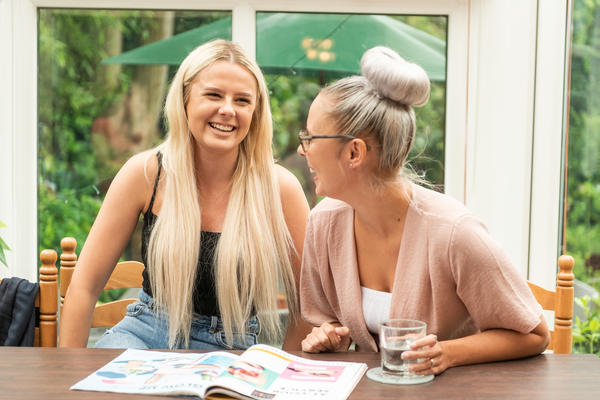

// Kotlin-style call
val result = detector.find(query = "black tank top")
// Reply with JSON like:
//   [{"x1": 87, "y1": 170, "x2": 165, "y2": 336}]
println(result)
[{"x1": 141, "y1": 152, "x2": 221, "y2": 316}]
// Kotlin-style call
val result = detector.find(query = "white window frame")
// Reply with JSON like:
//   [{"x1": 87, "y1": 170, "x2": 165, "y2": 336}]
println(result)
[
  {"x1": 465, "y1": 0, "x2": 570, "y2": 286},
  {"x1": 3, "y1": 0, "x2": 571, "y2": 291},
  {"x1": 528, "y1": 0, "x2": 571, "y2": 290}
]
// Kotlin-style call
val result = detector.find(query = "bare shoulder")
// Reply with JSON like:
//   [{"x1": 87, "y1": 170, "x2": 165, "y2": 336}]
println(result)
[
  {"x1": 275, "y1": 164, "x2": 309, "y2": 219},
  {"x1": 110, "y1": 149, "x2": 161, "y2": 211},
  {"x1": 121, "y1": 149, "x2": 160, "y2": 182},
  {"x1": 275, "y1": 164, "x2": 304, "y2": 198},
  {"x1": 274, "y1": 164, "x2": 309, "y2": 262}
]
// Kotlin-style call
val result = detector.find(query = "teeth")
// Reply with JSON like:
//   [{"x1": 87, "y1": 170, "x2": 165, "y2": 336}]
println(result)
[{"x1": 209, "y1": 122, "x2": 235, "y2": 132}]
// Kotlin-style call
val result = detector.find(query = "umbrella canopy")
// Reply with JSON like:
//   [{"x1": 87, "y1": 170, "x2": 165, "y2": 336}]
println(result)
[{"x1": 102, "y1": 13, "x2": 446, "y2": 81}]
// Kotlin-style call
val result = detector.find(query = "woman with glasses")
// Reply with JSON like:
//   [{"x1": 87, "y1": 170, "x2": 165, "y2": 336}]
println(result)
[
  {"x1": 59, "y1": 40, "x2": 310, "y2": 350},
  {"x1": 298, "y1": 46, "x2": 549, "y2": 375}
]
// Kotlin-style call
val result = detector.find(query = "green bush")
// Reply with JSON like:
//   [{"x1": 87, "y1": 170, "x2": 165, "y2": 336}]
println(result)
[
  {"x1": 573, "y1": 296, "x2": 600, "y2": 357},
  {"x1": 566, "y1": 0, "x2": 600, "y2": 293}
]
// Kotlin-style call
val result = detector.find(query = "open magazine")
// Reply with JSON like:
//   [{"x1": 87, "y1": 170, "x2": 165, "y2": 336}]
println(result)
[{"x1": 71, "y1": 344, "x2": 367, "y2": 399}]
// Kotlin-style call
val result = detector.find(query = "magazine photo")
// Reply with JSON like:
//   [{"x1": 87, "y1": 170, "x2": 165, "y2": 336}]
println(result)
[{"x1": 71, "y1": 344, "x2": 367, "y2": 399}]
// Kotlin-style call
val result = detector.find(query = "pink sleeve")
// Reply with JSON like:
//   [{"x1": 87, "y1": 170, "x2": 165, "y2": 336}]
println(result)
[
  {"x1": 299, "y1": 215, "x2": 339, "y2": 326},
  {"x1": 448, "y1": 215, "x2": 542, "y2": 333}
]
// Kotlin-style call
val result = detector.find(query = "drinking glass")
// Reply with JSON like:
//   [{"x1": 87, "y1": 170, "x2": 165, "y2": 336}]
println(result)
[{"x1": 366, "y1": 319, "x2": 434, "y2": 385}]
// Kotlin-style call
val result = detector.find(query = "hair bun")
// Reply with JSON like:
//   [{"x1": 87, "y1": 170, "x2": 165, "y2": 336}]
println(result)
[{"x1": 361, "y1": 46, "x2": 430, "y2": 107}]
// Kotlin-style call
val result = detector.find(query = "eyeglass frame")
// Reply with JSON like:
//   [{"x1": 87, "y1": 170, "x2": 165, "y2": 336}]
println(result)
[{"x1": 298, "y1": 130, "x2": 371, "y2": 153}]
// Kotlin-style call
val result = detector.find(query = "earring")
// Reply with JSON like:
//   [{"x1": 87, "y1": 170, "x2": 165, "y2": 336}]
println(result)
[{"x1": 349, "y1": 163, "x2": 353, "y2": 167}]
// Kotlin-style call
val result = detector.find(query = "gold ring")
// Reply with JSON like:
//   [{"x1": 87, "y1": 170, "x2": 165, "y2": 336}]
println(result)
[{"x1": 430, "y1": 359, "x2": 435, "y2": 368}]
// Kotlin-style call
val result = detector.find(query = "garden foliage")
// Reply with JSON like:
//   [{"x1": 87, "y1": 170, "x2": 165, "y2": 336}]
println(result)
[
  {"x1": 566, "y1": 0, "x2": 600, "y2": 292},
  {"x1": 37, "y1": 11, "x2": 447, "y2": 302},
  {"x1": 573, "y1": 296, "x2": 600, "y2": 357}
]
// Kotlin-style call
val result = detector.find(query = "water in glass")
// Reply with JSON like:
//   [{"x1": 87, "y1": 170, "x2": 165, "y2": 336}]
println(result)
[
  {"x1": 381, "y1": 338, "x2": 412, "y2": 374},
  {"x1": 367, "y1": 319, "x2": 434, "y2": 384}
]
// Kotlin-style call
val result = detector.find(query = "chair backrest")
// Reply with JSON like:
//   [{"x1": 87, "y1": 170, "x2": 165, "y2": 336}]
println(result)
[
  {"x1": 58, "y1": 237, "x2": 144, "y2": 328},
  {"x1": 527, "y1": 255, "x2": 575, "y2": 354},
  {"x1": 0, "y1": 250, "x2": 58, "y2": 347}
]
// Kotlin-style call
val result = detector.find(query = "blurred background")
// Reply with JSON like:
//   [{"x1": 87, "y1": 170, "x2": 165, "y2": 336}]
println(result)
[{"x1": 37, "y1": 10, "x2": 448, "y2": 305}]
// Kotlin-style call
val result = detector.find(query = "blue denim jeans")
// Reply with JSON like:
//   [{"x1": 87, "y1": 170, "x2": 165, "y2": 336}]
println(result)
[{"x1": 94, "y1": 290, "x2": 260, "y2": 350}]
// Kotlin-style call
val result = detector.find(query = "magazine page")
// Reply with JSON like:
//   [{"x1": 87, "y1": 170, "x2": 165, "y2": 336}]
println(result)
[
  {"x1": 70, "y1": 348, "x2": 239, "y2": 397},
  {"x1": 206, "y1": 345, "x2": 367, "y2": 400}
]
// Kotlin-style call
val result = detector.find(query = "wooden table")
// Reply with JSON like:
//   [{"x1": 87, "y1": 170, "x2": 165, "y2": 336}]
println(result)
[{"x1": 1, "y1": 348, "x2": 599, "y2": 399}]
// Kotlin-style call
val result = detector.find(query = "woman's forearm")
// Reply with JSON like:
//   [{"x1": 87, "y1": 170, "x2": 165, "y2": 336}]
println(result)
[
  {"x1": 442, "y1": 321, "x2": 549, "y2": 368},
  {"x1": 58, "y1": 288, "x2": 98, "y2": 347}
]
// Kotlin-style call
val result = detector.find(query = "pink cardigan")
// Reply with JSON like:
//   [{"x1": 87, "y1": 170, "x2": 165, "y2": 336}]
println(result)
[{"x1": 300, "y1": 184, "x2": 542, "y2": 351}]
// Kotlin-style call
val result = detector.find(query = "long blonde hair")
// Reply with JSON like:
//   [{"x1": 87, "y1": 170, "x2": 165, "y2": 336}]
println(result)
[{"x1": 147, "y1": 40, "x2": 298, "y2": 348}]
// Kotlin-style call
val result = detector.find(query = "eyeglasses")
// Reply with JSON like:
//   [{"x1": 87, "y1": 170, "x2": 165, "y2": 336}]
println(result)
[{"x1": 298, "y1": 130, "x2": 370, "y2": 153}]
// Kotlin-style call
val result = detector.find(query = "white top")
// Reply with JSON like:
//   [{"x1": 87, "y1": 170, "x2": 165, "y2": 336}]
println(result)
[{"x1": 361, "y1": 286, "x2": 393, "y2": 334}]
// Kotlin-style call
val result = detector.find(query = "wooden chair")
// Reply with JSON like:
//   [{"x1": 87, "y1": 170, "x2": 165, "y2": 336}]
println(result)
[
  {"x1": 0, "y1": 249, "x2": 58, "y2": 347},
  {"x1": 527, "y1": 255, "x2": 575, "y2": 354},
  {"x1": 37, "y1": 250, "x2": 59, "y2": 346},
  {"x1": 58, "y1": 237, "x2": 144, "y2": 328}
]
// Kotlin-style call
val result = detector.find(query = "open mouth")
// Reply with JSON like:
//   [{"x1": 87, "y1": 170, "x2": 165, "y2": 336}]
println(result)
[{"x1": 209, "y1": 122, "x2": 236, "y2": 132}]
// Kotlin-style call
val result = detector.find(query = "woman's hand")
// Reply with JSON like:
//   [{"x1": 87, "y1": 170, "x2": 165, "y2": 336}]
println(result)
[
  {"x1": 401, "y1": 334, "x2": 449, "y2": 375},
  {"x1": 400, "y1": 320, "x2": 550, "y2": 374},
  {"x1": 301, "y1": 322, "x2": 351, "y2": 353}
]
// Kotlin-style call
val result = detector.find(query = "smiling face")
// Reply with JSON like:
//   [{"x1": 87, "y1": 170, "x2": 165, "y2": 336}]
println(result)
[
  {"x1": 298, "y1": 93, "x2": 348, "y2": 198},
  {"x1": 185, "y1": 60, "x2": 258, "y2": 157}
]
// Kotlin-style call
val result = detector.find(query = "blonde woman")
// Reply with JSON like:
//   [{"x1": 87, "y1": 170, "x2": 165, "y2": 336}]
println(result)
[
  {"x1": 298, "y1": 46, "x2": 549, "y2": 374},
  {"x1": 59, "y1": 40, "x2": 310, "y2": 350}
]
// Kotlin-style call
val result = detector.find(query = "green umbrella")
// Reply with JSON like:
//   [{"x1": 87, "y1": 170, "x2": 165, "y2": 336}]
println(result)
[
  {"x1": 102, "y1": 13, "x2": 446, "y2": 81},
  {"x1": 101, "y1": 17, "x2": 232, "y2": 65}
]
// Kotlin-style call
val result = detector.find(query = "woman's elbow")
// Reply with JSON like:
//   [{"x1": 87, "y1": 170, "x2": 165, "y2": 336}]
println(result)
[
  {"x1": 534, "y1": 330, "x2": 551, "y2": 354},
  {"x1": 530, "y1": 320, "x2": 551, "y2": 355}
]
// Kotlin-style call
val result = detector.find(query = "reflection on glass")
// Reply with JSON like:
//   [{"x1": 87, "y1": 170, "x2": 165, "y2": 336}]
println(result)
[
  {"x1": 564, "y1": 1, "x2": 600, "y2": 292},
  {"x1": 37, "y1": 9, "x2": 231, "y2": 277},
  {"x1": 257, "y1": 12, "x2": 447, "y2": 206}
]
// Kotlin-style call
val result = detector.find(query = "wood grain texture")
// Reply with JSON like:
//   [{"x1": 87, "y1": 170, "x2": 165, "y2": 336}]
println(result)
[
  {"x1": 0, "y1": 349, "x2": 599, "y2": 399},
  {"x1": 38, "y1": 249, "x2": 58, "y2": 347},
  {"x1": 58, "y1": 237, "x2": 144, "y2": 331},
  {"x1": 103, "y1": 261, "x2": 144, "y2": 290},
  {"x1": 91, "y1": 299, "x2": 137, "y2": 328},
  {"x1": 527, "y1": 255, "x2": 574, "y2": 353},
  {"x1": 1, "y1": 250, "x2": 58, "y2": 347}
]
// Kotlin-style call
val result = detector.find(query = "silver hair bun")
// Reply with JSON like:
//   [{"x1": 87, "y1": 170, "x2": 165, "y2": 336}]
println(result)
[{"x1": 360, "y1": 46, "x2": 430, "y2": 107}]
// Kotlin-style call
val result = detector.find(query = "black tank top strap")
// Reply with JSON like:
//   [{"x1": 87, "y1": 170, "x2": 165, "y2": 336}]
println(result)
[{"x1": 145, "y1": 151, "x2": 163, "y2": 217}]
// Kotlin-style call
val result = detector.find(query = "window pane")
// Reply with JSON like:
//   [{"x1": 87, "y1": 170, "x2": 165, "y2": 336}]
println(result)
[
  {"x1": 38, "y1": 9, "x2": 231, "y2": 267},
  {"x1": 564, "y1": 1, "x2": 600, "y2": 293},
  {"x1": 257, "y1": 12, "x2": 447, "y2": 205}
]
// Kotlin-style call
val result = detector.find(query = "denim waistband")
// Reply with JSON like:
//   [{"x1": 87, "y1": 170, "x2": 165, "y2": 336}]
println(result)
[
  {"x1": 138, "y1": 288, "x2": 155, "y2": 308},
  {"x1": 137, "y1": 289, "x2": 259, "y2": 333}
]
